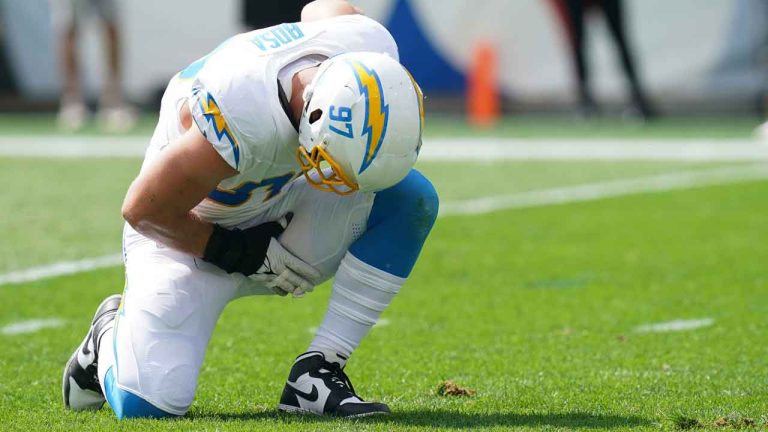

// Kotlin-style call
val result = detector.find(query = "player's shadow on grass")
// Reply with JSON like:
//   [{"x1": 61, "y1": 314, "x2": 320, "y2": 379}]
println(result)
[
  {"x1": 189, "y1": 410, "x2": 651, "y2": 429},
  {"x1": 381, "y1": 410, "x2": 651, "y2": 429}
]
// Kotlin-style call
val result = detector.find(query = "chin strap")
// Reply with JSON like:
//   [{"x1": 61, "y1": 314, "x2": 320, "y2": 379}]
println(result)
[{"x1": 277, "y1": 79, "x2": 299, "y2": 132}]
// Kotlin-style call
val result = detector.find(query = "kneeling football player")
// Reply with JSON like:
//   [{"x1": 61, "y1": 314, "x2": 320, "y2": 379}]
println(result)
[{"x1": 61, "y1": 0, "x2": 438, "y2": 419}]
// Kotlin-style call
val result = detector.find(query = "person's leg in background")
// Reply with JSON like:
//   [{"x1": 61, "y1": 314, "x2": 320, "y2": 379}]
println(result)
[
  {"x1": 599, "y1": 0, "x2": 655, "y2": 119},
  {"x1": 52, "y1": 0, "x2": 87, "y2": 132},
  {"x1": 94, "y1": 0, "x2": 136, "y2": 132},
  {"x1": 563, "y1": 0, "x2": 598, "y2": 117}
]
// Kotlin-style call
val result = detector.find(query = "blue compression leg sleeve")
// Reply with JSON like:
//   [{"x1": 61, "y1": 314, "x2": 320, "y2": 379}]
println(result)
[{"x1": 349, "y1": 169, "x2": 439, "y2": 277}]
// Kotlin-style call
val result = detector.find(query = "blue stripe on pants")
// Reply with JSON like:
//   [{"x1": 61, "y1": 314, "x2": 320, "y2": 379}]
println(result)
[{"x1": 104, "y1": 366, "x2": 176, "y2": 420}]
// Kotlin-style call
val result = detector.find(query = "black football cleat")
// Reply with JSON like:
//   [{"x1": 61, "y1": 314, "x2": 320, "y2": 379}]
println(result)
[
  {"x1": 278, "y1": 351, "x2": 390, "y2": 417},
  {"x1": 62, "y1": 294, "x2": 121, "y2": 410}
]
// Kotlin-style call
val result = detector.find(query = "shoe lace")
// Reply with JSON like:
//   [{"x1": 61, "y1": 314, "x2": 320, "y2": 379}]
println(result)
[{"x1": 323, "y1": 361, "x2": 358, "y2": 397}]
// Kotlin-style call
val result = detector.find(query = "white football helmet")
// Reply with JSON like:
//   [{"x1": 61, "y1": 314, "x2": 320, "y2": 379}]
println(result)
[{"x1": 297, "y1": 51, "x2": 424, "y2": 195}]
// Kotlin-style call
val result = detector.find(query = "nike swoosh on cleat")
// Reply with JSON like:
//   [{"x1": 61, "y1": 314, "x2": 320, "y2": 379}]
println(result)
[{"x1": 287, "y1": 382, "x2": 319, "y2": 403}]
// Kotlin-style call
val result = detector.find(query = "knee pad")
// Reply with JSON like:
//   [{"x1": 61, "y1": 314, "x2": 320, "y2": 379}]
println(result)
[
  {"x1": 104, "y1": 367, "x2": 178, "y2": 420},
  {"x1": 350, "y1": 170, "x2": 439, "y2": 277}
]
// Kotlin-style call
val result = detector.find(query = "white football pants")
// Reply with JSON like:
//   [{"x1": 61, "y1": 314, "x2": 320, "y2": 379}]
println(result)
[{"x1": 114, "y1": 176, "x2": 374, "y2": 415}]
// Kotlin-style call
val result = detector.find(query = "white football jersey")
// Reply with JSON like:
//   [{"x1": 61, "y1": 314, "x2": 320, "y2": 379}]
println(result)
[{"x1": 144, "y1": 15, "x2": 398, "y2": 228}]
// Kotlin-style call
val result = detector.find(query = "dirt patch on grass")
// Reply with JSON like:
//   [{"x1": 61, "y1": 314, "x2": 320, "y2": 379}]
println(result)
[{"x1": 436, "y1": 380, "x2": 476, "y2": 397}]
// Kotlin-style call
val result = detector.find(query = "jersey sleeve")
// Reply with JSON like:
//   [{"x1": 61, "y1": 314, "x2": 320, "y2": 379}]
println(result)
[{"x1": 187, "y1": 78, "x2": 247, "y2": 171}]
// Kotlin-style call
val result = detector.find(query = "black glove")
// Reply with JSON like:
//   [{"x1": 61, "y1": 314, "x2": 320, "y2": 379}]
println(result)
[{"x1": 202, "y1": 219, "x2": 286, "y2": 275}]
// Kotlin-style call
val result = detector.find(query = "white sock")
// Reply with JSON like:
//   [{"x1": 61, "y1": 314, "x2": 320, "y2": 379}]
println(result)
[
  {"x1": 97, "y1": 326, "x2": 116, "y2": 396},
  {"x1": 308, "y1": 253, "x2": 405, "y2": 365}
]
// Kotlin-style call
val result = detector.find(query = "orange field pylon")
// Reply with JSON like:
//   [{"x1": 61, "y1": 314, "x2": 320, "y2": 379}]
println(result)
[{"x1": 467, "y1": 41, "x2": 500, "y2": 128}]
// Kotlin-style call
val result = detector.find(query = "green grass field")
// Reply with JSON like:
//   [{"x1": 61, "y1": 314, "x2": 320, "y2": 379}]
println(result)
[
  {"x1": 0, "y1": 118, "x2": 766, "y2": 431},
  {"x1": 0, "y1": 113, "x2": 759, "y2": 139}
]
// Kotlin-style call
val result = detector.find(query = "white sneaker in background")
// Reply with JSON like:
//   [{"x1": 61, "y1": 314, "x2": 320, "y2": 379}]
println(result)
[
  {"x1": 57, "y1": 101, "x2": 88, "y2": 132},
  {"x1": 754, "y1": 120, "x2": 768, "y2": 144},
  {"x1": 97, "y1": 105, "x2": 138, "y2": 133}
]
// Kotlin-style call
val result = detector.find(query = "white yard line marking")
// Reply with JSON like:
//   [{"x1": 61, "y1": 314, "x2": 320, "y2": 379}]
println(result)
[
  {"x1": 634, "y1": 318, "x2": 714, "y2": 334},
  {"x1": 439, "y1": 164, "x2": 768, "y2": 217},
  {"x1": 0, "y1": 254, "x2": 123, "y2": 287},
  {"x1": 1, "y1": 318, "x2": 66, "y2": 335},
  {"x1": 420, "y1": 138, "x2": 768, "y2": 161},
  {"x1": 0, "y1": 136, "x2": 148, "y2": 158},
  {"x1": 1, "y1": 136, "x2": 767, "y2": 161},
  {"x1": 2, "y1": 164, "x2": 767, "y2": 287}
]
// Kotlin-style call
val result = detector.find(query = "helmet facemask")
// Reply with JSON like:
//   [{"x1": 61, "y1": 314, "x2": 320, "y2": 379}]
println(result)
[{"x1": 296, "y1": 141, "x2": 358, "y2": 195}]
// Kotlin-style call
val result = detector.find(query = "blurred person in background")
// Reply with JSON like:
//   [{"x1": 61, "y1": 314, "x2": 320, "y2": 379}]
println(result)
[
  {"x1": 50, "y1": 0, "x2": 136, "y2": 132},
  {"x1": 753, "y1": 1, "x2": 768, "y2": 142},
  {"x1": 0, "y1": 7, "x2": 16, "y2": 98},
  {"x1": 550, "y1": 0, "x2": 655, "y2": 120},
  {"x1": 242, "y1": 0, "x2": 311, "y2": 30}
]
